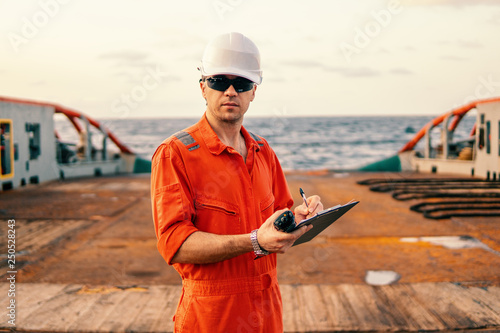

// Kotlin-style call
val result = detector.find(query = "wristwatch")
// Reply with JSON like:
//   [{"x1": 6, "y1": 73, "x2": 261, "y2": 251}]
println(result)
[{"x1": 250, "y1": 229, "x2": 269, "y2": 259}]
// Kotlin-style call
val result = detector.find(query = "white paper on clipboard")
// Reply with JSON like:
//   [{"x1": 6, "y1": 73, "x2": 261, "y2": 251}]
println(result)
[{"x1": 291, "y1": 200, "x2": 359, "y2": 246}]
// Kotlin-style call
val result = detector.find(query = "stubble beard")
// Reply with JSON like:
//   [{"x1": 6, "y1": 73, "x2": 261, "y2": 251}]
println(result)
[{"x1": 213, "y1": 106, "x2": 246, "y2": 125}]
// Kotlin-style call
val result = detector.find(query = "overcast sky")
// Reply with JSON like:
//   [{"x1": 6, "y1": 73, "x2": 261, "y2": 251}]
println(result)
[{"x1": 1, "y1": 0, "x2": 500, "y2": 119}]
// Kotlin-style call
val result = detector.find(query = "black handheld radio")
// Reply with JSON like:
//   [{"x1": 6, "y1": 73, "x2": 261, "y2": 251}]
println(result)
[{"x1": 273, "y1": 211, "x2": 296, "y2": 233}]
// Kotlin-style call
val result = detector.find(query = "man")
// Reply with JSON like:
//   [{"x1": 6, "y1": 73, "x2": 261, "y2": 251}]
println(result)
[{"x1": 151, "y1": 32, "x2": 323, "y2": 332}]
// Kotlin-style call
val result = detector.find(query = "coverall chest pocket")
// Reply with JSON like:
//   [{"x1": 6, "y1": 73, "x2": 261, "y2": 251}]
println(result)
[
  {"x1": 260, "y1": 192, "x2": 275, "y2": 225},
  {"x1": 194, "y1": 196, "x2": 240, "y2": 235}
]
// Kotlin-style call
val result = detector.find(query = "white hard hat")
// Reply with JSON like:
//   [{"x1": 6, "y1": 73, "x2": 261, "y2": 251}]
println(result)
[{"x1": 199, "y1": 32, "x2": 262, "y2": 85}]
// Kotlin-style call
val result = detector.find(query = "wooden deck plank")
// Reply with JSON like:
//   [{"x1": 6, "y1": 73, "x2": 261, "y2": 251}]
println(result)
[
  {"x1": 18, "y1": 220, "x2": 89, "y2": 253},
  {"x1": 68, "y1": 289, "x2": 131, "y2": 332},
  {"x1": 4, "y1": 219, "x2": 89, "y2": 260},
  {"x1": 0, "y1": 283, "x2": 10, "y2": 305},
  {"x1": 65, "y1": 290, "x2": 117, "y2": 332},
  {"x1": 370, "y1": 285, "x2": 413, "y2": 330},
  {"x1": 281, "y1": 284, "x2": 298, "y2": 332},
  {"x1": 14, "y1": 283, "x2": 70, "y2": 327},
  {"x1": 288, "y1": 286, "x2": 304, "y2": 332},
  {"x1": 42, "y1": 291, "x2": 101, "y2": 332},
  {"x1": 15, "y1": 221, "x2": 50, "y2": 246},
  {"x1": 97, "y1": 288, "x2": 153, "y2": 332},
  {"x1": 440, "y1": 283, "x2": 500, "y2": 327},
  {"x1": 337, "y1": 284, "x2": 395, "y2": 331},
  {"x1": 459, "y1": 285, "x2": 500, "y2": 323},
  {"x1": 410, "y1": 283, "x2": 480, "y2": 330},
  {"x1": 483, "y1": 285, "x2": 500, "y2": 305},
  {"x1": 127, "y1": 285, "x2": 180, "y2": 333},
  {"x1": 295, "y1": 284, "x2": 333, "y2": 331},
  {"x1": 148, "y1": 286, "x2": 182, "y2": 332},
  {"x1": 18, "y1": 284, "x2": 100, "y2": 332},
  {"x1": 379, "y1": 283, "x2": 446, "y2": 331},
  {"x1": 322, "y1": 284, "x2": 360, "y2": 331},
  {"x1": 284, "y1": 285, "x2": 303, "y2": 332},
  {"x1": 3, "y1": 282, "x2": 499, "y2": 332},
  {"x1": 16, "y1": 221, "x2": 56, "y2": 250}
]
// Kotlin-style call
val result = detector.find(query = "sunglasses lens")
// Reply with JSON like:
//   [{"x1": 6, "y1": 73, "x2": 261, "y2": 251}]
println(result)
[
  {"x1": 206, "y1": 77, "x2": 254, "y2": 92},
  {"x1": 206, "y1": 78, "x2": 228, "y2": 91},
  {"x1": 234, "y1": 79, "x2": 254, "y2": 92}
]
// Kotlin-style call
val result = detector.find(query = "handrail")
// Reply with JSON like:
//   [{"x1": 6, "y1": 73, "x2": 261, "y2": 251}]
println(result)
[
  {"x1": 0, "y1": 96, "x2": 133, "y2": 154},
  {"x1": 399, "y1": 97, "x2": 500, "y2": 153}
]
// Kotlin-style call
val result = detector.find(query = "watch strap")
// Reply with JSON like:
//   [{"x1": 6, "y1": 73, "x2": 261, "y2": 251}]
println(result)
[{"x1": 250, "y1": 229, "x2": 269, "y2": 259}]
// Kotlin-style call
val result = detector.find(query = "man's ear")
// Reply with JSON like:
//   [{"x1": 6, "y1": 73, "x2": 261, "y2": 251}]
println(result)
[
  {"x1": 200, "y1": 79, "x2": 207, "y2": 100},
  {"x1": 250, "y1": 84, "x2": 257, "y2": 102}
]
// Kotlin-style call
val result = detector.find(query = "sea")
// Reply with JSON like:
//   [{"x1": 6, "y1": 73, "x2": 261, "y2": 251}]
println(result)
[{"x1": 56, "y1": 115, "x2": 476, "y2": 171}]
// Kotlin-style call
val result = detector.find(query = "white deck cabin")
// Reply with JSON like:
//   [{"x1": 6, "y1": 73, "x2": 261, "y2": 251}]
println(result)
[
  {"x1": 400, "y1": 99, "x2": 500, "y2": 180},
  {"x1": 0, "y1": 99, "x2": 139, "y2": 191}
]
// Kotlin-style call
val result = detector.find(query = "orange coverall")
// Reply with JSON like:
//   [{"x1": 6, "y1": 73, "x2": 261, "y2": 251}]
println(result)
[{"x1": 151, "y1": 114, "x2": 293, "y2": 332}]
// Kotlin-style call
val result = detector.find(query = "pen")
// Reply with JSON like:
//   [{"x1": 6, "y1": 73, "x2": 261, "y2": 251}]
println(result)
[{"x1": 299, "y1": 188, "x2": 309, "y2": 208}]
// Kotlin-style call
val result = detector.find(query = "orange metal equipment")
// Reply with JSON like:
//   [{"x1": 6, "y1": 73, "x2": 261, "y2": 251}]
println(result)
[
  {"x1": 0, "y1": 96, "x2": 133, "y2": 154},
  {"x1": 399, "y1": 97, "x2": 500, "y2": 153}
]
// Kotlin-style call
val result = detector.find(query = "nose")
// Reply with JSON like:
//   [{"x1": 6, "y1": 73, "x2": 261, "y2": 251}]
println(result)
[{"x1": 224, "y1": 84, "x2": 238, "y2": 96}]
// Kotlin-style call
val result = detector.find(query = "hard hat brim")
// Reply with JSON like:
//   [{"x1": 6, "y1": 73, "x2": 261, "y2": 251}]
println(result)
[{"x1": 201, "y1": 65, "x2": 262, "y2": 85}]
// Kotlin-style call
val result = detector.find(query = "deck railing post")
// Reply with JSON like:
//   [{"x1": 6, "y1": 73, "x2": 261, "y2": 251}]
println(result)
[
  {"x1": 100, "y1": 124, "x2": 108, "y2": 161},
  {"x1": 80, "y1": 115, "x2": 91, "y2": 161},
  {"x1": 443, "y1": 115, "x2": 452, "y2": 160}
]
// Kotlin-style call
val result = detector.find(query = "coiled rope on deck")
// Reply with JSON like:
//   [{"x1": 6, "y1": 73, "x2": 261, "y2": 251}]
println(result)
[{"x1": 357, "y1": 177, "x2": 500, "y2": 219}]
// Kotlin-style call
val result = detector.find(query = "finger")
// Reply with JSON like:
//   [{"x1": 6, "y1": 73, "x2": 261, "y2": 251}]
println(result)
[
  {"x1": 290, "y1": 223, "x2": 312, "y2": 237},
  {"x1": 307, "y1": 195, "x2": 322, "y2": 213},
  {"x1": 297, "y1": 204, "x2": 309, "y2": 215},
  {"x1": 306, "y1": 197, "x2": 316, "y2": 212},
  {"x1": 308, "y1": 195, "x2": 321, "y2": 207}
]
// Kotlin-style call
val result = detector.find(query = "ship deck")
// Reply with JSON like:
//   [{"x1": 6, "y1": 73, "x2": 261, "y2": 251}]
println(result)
[{"x1": 1, "y1": 172, "x2": 499, "y2": 332}]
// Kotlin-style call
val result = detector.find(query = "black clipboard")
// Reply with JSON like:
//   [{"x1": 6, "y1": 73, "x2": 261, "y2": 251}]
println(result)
[{"x1": 292, "y1": 200, "x2": 359, "y2": 246}]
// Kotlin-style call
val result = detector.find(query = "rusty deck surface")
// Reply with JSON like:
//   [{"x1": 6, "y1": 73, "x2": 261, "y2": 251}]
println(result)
[{"x1": 1, "y1": 172, "x2": 499, "y2": 332}]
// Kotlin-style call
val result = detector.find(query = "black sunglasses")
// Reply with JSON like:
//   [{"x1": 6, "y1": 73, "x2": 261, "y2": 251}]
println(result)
[{"x1": 203, "y1": 76, "x2": 254, "y2": 93}]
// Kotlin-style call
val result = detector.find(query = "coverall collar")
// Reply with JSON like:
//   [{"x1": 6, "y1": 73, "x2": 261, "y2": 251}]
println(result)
[{"x1": 199, "y1": 113, "x2": 261, "y2": 156}]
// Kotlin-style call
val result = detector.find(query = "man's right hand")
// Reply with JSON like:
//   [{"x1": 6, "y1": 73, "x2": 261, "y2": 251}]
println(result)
[{"x1": 257, "y1": 209, "x2": 313, "y2": 254}]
